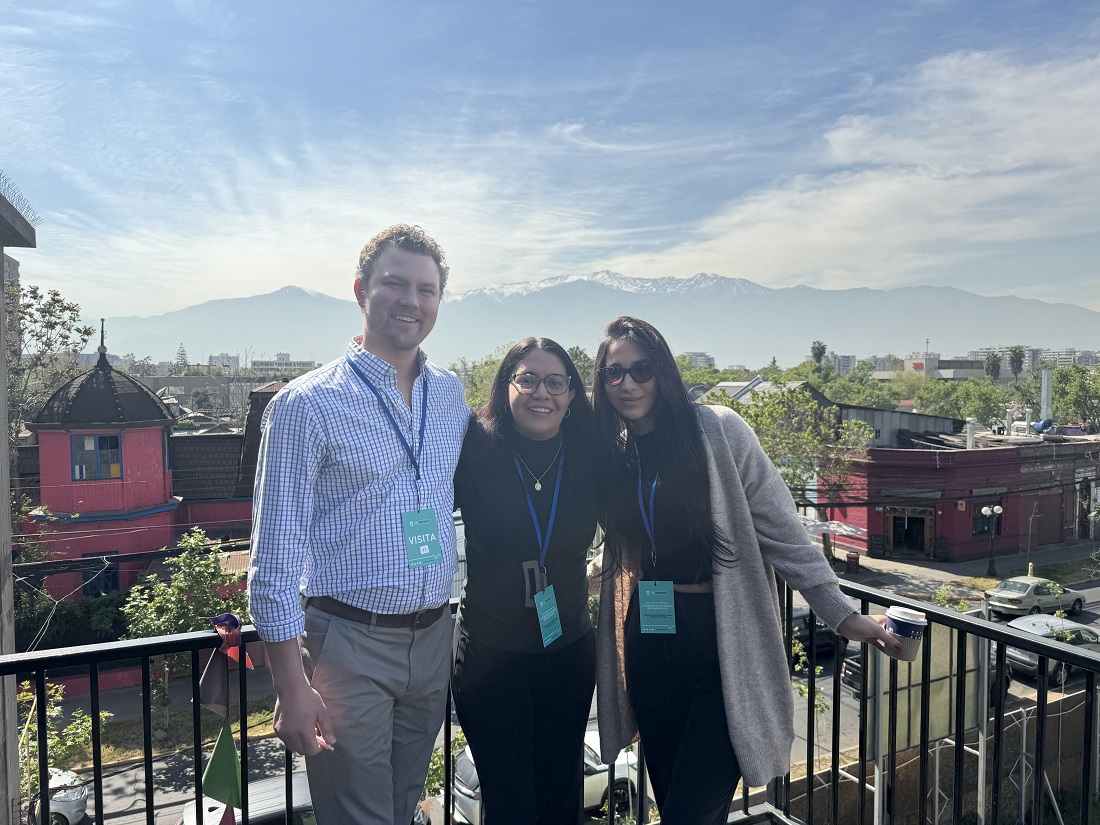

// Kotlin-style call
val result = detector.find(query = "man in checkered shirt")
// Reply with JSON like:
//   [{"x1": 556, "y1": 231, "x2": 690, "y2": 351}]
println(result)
[{"x1": 249, "y1": 225, "x2": 470, "y2": 824}]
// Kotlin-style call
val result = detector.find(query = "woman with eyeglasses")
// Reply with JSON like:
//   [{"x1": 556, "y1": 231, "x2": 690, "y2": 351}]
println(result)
[
  {"x1": 451, "y1": 336, "x2": 599, "y2": 824},
  {"x1": 591, "y1": 316, "x2": 898, "y2": 824}
]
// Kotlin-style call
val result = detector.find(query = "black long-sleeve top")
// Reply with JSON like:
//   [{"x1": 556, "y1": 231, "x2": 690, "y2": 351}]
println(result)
[{"x1": 455, "y1": 419, "x2": 599, "y2": 653}]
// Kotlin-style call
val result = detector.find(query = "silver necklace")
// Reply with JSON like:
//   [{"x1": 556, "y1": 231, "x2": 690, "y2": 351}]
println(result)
[{"x1": 516, "y1": 442, "x2": 563, "y2": 492}]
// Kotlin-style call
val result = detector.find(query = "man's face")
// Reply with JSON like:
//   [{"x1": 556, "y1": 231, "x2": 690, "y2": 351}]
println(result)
[{"x1": 356, "y1": 247, "x2": 443, "y2": 358}]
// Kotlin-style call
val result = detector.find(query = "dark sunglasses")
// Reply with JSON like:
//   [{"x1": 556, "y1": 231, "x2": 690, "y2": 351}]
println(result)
[{"x1": 598, "y1": 362, "x2": 656, "y2": 386}]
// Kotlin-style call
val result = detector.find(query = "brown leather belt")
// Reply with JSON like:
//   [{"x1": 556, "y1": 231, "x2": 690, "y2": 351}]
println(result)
[{"x1": 305, "y1": 596, "x2": 446, "y2": 630}]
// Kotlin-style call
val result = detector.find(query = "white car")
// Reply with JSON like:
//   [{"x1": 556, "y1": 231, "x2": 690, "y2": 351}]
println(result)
[
  {"x1": 33, "y1": 768, "x2": 88, "y2": 825},
  {"x1": 452, "y1": 730, "x2": 639, "y2": 823},
  {"x1": 175, "y1": 771, "x2": 431, "y2": 824}
]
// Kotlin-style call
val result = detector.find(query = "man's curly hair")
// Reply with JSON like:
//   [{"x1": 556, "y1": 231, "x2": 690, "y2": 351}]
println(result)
[{"x1": 355, "y1": 224, "x2": 449, "y2": 293}]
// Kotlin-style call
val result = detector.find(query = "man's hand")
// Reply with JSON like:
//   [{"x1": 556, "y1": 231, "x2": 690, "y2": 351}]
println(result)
[
  {"x1": 837, "y1": 612, "x2": 904, "y2": 655},
  {"x1": 273, "y1": 685, "x2": 337, "y2": 756}
]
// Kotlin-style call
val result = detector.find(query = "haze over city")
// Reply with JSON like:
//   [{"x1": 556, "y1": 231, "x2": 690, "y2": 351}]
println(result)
[{"x1": 2, "y1": 1, "x2": 1099, "y2": 322}]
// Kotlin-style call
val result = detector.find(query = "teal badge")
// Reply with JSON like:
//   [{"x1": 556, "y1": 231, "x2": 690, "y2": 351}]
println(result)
[
  {"x1": 402, "y1": 508, "x2": 443, "y2": 568},
  {"x1": 534, "y1": 584, "x2": 563, "y2": 647},
  {"x1": 639, "y1": 580, "x2": 676, "y2": 634}
]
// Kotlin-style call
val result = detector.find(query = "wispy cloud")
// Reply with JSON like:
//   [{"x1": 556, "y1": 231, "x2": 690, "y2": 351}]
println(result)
[
  {"x1": 598, "y1": 49, "x2": 1100, "y2": 308},
  {"x1": 3, "y1": 1, "x2": 1099, "y2": 320}
]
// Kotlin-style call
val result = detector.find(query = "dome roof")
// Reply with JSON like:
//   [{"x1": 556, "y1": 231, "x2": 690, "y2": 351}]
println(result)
[{"x1": 29, "y1": 349, "x2": 174, "y2": 430}]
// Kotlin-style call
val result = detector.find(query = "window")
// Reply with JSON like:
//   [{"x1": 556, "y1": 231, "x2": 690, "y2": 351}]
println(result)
[
  {"x1": 972, "y1": 507, "x2": 1002, "y2": 536},
  {"x1": 71, "y1": 434, "x2": 122, "y2": 480},
  {"x1": 82, "y1": 553, "x2": 119, "y2": 597}
]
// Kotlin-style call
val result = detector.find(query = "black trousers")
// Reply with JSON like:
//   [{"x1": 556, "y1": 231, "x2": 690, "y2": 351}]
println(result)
[
  {"x1": 625, "y1": 589, "x2": 741, "y2": 825},
  {"x1": 452, "y1": 629, "x2": 596, "y2": 825}
]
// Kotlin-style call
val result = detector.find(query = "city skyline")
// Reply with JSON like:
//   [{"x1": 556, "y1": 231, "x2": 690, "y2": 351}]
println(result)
[{"x1": 2, "y1": 2, "x2": 1099, "y2": 321}]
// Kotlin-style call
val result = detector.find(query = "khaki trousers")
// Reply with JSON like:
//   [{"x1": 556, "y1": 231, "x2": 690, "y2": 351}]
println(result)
[{"x1": 302, "y1": 604, "x2": 452, "y2": 825}]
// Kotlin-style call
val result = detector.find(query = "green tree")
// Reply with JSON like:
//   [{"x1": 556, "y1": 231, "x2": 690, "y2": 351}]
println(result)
[
  {"x1": 710, "y1": 385, "x2": 873, "y2": 502},
  {"x1": 5, "y1": 283, "x2": 95, "y2": 454},
  {"x1": 122, "y1": 353, "x2": 157, "y2": 377},
  {"x1": 810, "y1": 341, "x2": 826, "y2": 364},
  {"x1": 781, "y1": 360, "x2": 838, "y2": 391},
  {"x1": 983, "y1": 352, "x2": 1002, "y2": 381},
  {"x1": 567, "y1": 346, "x2": 594, "y2": 389},
  {"x1": 449, "y1": 345, "x2": 511, "y2": 409},
  {"x1": 172, "y1": 343, "x2": 189, "y2": 376},
  {"x1": 123, "y1": 527, "x2": 249, "y2": 639},
  {"x1": 757, "y1": 357, "x2": 783, "y2": 381},
  {"x1": 1008, "y1": 345, "x2": 1026, "y2": 385},
  {"x1": 844, "y1": 360, "x2": 875, "y2": 385},
  {"x1": 1053, "y1": 364, "x2": 1100, "y2": 433}
]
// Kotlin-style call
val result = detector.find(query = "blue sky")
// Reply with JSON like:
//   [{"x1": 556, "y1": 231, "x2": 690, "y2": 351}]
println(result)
[{"x1": 2, "y1": 0, "x2": 1099, "y2": 319}]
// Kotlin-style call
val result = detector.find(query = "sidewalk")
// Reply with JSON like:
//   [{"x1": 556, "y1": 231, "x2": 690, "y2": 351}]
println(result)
[
  {"x1": 833, "y1": 539, "x2": 1100, "y2": 600},
  {"x1": 62, "y1": 663, "x2": 275, "y2": 724}
]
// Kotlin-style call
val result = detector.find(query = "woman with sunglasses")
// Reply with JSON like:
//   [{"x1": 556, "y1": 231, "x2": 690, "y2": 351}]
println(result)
[
  {"x1": 452, "y1": 336, "x2": 599, "y2": 824},
  {"x1": 591, "y1": 316, "x2": 898, "y2": 824}
]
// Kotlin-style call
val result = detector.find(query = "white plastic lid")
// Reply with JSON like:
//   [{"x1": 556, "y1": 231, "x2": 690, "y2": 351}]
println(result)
[{"x1": 886, "y1": 606, "x2": 927, "y2": 625}]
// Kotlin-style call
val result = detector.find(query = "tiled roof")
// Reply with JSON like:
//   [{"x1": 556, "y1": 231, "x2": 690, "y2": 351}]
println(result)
[
  {"x1": 169, "y1": 433, "x2": 245, "y2": 500},
  {"x1": 29, "y1": 350, "x2": 173, "y2": 430}
]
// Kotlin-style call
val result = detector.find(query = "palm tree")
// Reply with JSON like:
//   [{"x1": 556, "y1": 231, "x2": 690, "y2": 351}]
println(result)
[
  {"x1": 810, "y1": 341, "x2": 827, "y2": 364},
  {"x1": 984, "y1": 352, "x2": 1002, "y2": 381},
  {"x1": 1008, "y1": 345, "x2": 1025, "y2": 385}
]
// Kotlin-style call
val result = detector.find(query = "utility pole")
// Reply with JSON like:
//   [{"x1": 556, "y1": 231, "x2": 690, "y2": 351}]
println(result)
[{"x1": 1, "y1": 172, "x2": 40, "y2": 822}]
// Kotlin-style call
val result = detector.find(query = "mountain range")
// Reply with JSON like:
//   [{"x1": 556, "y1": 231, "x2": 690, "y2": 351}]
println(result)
[{"x1": 98, "y1": 273, "x2": 1100, "y2": 370}]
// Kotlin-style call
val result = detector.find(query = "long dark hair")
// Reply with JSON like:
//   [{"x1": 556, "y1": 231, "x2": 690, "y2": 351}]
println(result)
[
  {"x1": 592, "y1": 316, "x2": 732, "y2": 566},
  {"x1": 479, "y1": 337, "x2": 593, "y2": 438}
]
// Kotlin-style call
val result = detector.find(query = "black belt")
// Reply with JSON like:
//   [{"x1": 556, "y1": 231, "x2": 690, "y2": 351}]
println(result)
[{"x1": 305, "y1": 596, "x2": 446, "y2": 630}]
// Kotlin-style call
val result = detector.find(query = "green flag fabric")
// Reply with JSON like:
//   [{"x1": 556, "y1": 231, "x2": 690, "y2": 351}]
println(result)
[{"x1": 202, "y1": 717, "x2": 242, "y2": 809}]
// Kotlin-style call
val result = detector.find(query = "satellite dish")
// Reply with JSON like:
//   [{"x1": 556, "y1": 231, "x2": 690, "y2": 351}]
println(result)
[{"x1": 1034, "y1": 419, "x2": 1054, "y2": 434}]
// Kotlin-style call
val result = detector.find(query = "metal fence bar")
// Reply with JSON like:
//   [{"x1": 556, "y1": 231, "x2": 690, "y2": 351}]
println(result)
[
  {"x1": 830, "y1": 632, "x2": 842, "y2": 825},
  {"x1": 1081, "y1": 670, "x2": 1095, "y2": 825},
  {"x1": 1034, "y1": 655, "x2": 1050, "y2": 825},
  {"x1": 856, "y1": 597, "x2": 869, "y2": 825},
  {"x1": 806, "y1": 615, "x2": 817, "y2": 825},
  {"x1": 190, "y1": 649, "x2": 204, "y2": 820},
  {"x1": 990, "y1": 641, "x2": 1007, "y2": 824},
  {"x1": 952, "y1": 629, "x2": 967, "y2": 824},
  {"x1": 141, "y1": 657, "x2": 155, "y2": 825},
  {"x1": 239, "y1": 639, "x2": 249, "y2": 824},
  {"x1": 89, "y1": 663, "x2": 105, "y2": 825},
  {"x1": 35, "y1": 669, "x2": 50, "y2": 825},
  {"x1": 917, "y1": 622, "x2": 932, "y2": 825},
  {"x1": 886, "y1": 656, "x2": 898, "y2": 824}
]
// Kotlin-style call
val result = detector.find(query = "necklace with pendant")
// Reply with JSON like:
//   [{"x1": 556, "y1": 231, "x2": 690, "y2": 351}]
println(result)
[{"x1": 516, "y1": 441, "x2": 563, "y2": 492}]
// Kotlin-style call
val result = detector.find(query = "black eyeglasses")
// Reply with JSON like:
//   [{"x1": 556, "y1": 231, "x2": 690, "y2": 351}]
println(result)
[
  {"x1": 598, "y1": 362, "x2": 656, "y2": 386},
  {"x1": 510, "y1": 372, "x2": 571, "y2": 395}
]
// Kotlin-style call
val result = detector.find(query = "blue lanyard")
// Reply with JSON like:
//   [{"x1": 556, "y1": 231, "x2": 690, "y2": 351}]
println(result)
[
  {"x1": 636, "y1": 447, "x2": 659, "y2": 570},
  {"x1": 514, "y1": 452, "x2": 564, "y2": 571},
  {"x1": 344, "y1": 355, "x2": 428, "y2": 483}
]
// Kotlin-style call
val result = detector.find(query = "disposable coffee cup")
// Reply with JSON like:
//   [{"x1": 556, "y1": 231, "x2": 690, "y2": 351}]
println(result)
[{"x1": 884, "y1": 607, "x2": 927, "y2": 661}]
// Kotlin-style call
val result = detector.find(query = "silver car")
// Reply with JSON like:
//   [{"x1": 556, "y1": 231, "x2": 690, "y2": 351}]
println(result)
[
  {"x1": 33, "y1": 768, "x2": 88, "y2": 825},
  {"x1": 984, "y1": 576, "x2": 1083, "y2": 619},
  {"x1": 1004, "y1": 615, "x2": 1100, "y2": 687},
  {"x1": 452, "y1": 730, "x2": 639, "y2": 823}
]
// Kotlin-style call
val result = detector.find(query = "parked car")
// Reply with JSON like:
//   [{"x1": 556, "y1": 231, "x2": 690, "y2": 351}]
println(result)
[
  {"x1": 452, "y1": 730, "x2": 638, "y2": 823},
  {"x1": 984, "y1": 576, "x2": 1083, "y2": 619},
  {"x1": 32, "y1": 768, "x2": 88, "y2": 825},
  {"x1": 839, "y1": 649, "x2": 1010, "y2": 703},
  {"x1": 174, "y1": 771, "x2": 431, "y2": 825},
  {"x1": 788, "y1": 606, "x2": 843, "y2": 662},
  {"x1": 1004, "y1": 615, "x2": 1100, "y2": 688}
]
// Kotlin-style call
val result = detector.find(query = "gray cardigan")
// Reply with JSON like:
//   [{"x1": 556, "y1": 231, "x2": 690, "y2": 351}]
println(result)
[{"x1": 595, "y1": 404, "x2": 855, "y2": 787}]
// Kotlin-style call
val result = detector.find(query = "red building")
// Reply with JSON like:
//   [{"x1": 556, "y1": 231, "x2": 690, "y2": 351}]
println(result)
[
  {"x1": 21, "y1": 346, "x2": 270, "y2": 600},
  {"x1": 832, "y1": 439, "x2": 1097, "y2": 563}
]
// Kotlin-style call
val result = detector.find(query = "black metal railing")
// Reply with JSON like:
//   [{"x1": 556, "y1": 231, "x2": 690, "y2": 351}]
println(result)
[{"x1": 3, "y1": 579, "x2": 1099, "y2": 825}]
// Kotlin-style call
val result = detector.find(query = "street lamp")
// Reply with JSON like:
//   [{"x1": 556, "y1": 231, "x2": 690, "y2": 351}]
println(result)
[{"x1": 981, "y1": 504, "x2": 1003, "y2": 577}]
